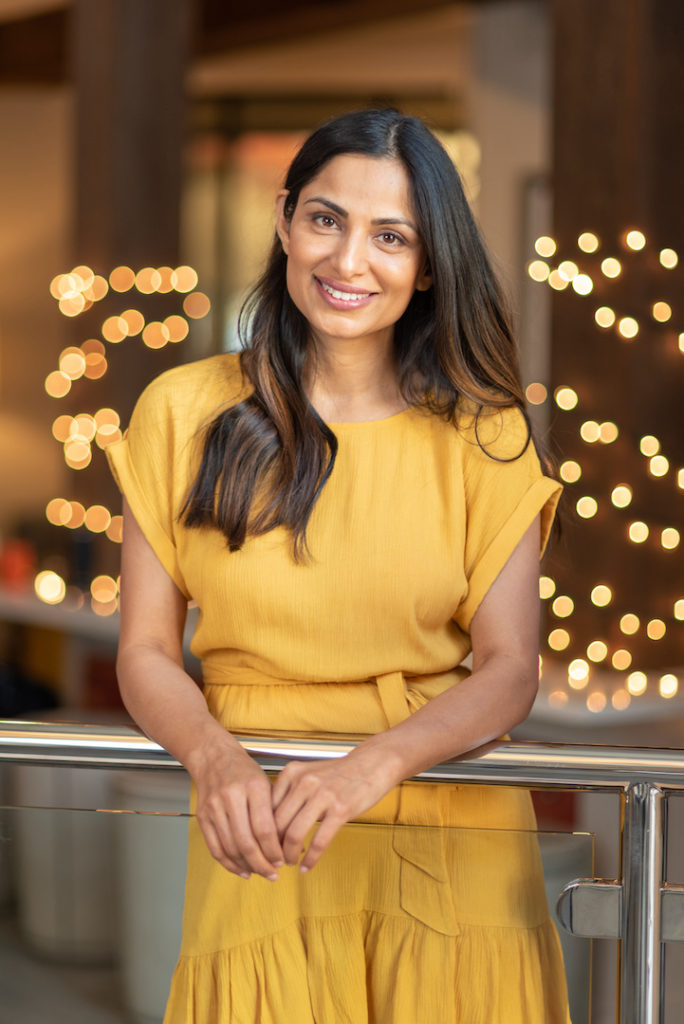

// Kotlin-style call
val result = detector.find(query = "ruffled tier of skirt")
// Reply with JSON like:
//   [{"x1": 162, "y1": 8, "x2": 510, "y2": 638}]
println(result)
[{"x1": 164, "y1": 910, "x2": 571, "y2": 1024}]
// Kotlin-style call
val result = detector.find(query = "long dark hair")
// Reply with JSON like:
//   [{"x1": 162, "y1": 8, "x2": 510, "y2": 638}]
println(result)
[{"x1": 183, "y1": 108, "x2": 540, "y2": 559}]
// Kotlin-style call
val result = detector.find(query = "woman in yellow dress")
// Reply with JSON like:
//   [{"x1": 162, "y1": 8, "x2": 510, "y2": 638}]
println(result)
[{"x1": 108, "y1": 109, "x2": 570, "y2": 1022}]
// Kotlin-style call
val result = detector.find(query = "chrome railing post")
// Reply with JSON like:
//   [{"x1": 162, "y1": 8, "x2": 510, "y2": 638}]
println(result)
[{"x1": 619, "y1": 782, "x2": 665, "y2": 1024}]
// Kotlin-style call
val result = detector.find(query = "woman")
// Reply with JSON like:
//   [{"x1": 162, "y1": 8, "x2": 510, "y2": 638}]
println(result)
[{"x1": 108, "y1": 109, "x2": 569, "y2": 1023}]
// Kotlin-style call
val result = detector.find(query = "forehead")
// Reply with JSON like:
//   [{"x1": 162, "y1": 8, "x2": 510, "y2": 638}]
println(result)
[{"x1": 299, "y1": 154, "x2": 415, "y2": 217}]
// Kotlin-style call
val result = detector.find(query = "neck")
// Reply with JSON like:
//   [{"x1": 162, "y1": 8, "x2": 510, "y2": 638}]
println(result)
[{"x1": 305, "y1": 332, "x2": 405, "y2": 422}]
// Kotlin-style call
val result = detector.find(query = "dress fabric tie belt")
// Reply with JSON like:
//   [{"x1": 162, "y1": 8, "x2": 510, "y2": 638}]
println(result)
[{"x1": 375, "y1": 671, "x2": 412, "y2": 728}]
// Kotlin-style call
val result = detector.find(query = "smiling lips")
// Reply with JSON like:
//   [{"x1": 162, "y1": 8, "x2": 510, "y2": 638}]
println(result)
[{"x1": 314, "y1": 275, "x2": 376, "y2": 309}]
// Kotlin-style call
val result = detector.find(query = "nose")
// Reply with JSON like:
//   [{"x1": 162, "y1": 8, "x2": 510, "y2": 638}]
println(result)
[{"x1": 330, "y1": 228, "x2": 369, "y2": 279}]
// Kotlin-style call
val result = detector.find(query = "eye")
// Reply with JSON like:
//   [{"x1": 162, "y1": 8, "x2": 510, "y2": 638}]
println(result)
[
  {"x1": 377, "y1": 231, "x2": 405, "y2": 247},
  {"x1": 312, "y1": 213, "x2": 338, "y2": 229}
]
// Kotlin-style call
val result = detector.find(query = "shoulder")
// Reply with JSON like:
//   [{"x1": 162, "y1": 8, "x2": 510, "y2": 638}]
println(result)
[
  {"x1": 453, "y1": 399, "x2": 531, "y2": 463},
  {"x1": 128, "y1": 353, "x2": 250, "y2": 433}
]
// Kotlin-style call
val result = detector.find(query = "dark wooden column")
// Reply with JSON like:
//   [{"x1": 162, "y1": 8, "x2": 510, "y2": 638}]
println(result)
[
  {"x1": 549, "y1": 0, "x2": 684, "y2": 675},
  {"x1": 68, "y1": 0, "x2": 192, "y2": 567}
]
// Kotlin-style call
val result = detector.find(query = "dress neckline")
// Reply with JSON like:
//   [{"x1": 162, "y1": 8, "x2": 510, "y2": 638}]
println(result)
[{"x1": 325, "y1": 405, "x2": 414, "y2": 429}]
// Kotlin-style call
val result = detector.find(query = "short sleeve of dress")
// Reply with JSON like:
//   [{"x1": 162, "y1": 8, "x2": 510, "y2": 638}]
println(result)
[
  {"x1": 453, "y1": 404, "x2": 562, "y2": 632},
  {"x1": 106, "y1": 371, "x2": 191, "y2": 598}
]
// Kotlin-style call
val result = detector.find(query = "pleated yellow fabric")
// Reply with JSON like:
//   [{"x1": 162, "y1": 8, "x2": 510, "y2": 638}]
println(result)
[{"x1": 107, "y1": 353, "x2": 570, "y2": 1024}]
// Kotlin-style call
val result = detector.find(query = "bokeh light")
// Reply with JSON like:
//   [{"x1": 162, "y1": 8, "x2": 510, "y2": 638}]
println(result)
[{"x1": 34, "y1": 570, "x2": 66, "y2": 605}]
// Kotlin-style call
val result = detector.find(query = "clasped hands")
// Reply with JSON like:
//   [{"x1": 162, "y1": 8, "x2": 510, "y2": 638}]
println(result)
[{"x1": 194, "y1": 744, "x2": 399, "y2": 881}]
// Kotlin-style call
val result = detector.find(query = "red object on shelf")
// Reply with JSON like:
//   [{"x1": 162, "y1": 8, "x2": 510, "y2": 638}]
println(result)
[{"x1": 0, "y1": 538, "x2": 37, "y2": 591}]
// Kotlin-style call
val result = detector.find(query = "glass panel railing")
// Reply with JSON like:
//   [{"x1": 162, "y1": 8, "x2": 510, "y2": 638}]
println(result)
[{"x1": 0, "y1": 784, "x2": 593, "y2": 1023}]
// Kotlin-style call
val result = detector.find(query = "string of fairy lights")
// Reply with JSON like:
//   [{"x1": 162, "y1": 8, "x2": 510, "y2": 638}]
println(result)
[
  {"x1": 36, "y1": 263, "x2": 210, "y2": 617},
  {"x1": 526, "y1": 229, "x2": 682, "y2": 713}
]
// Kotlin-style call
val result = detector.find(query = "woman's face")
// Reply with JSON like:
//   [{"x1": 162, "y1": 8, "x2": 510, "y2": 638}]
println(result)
[{"x1": 276, "y1": 154, "x2": 431, "y2": 352}]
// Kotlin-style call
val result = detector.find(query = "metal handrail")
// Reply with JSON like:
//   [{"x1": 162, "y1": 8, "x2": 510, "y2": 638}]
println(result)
[{"x1": 1, "y1": 718, "x2": 682, "y2": 1024}]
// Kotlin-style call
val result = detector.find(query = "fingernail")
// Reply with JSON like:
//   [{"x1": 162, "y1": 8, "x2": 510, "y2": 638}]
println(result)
[
  {"x1": 240, "y1": 873, "x2": 251, "y2": 880},
  {"x1": 299, "y1": 865, "x2": 309, "y2": 874},
  {"x1": 267, "y1": 873, "x2": 279, "y2": 882},
  {"x1": 273, "y1": 860, "x2": 284, "y2": 868}
]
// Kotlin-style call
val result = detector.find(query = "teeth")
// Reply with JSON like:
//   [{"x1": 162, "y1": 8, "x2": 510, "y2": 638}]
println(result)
[{"x1": 320, "y1": 281, "x2": 371, "y2": 302}]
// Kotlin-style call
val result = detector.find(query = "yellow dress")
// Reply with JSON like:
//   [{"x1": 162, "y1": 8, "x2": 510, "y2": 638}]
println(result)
[{"x1": 107, "y1": 353, "x2": 570, "y2": 1024}]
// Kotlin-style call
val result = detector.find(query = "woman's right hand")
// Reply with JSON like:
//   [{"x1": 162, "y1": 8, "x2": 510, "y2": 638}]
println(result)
[{"x1": 190, "y1": 742, "x2": 285, "y2": 881}]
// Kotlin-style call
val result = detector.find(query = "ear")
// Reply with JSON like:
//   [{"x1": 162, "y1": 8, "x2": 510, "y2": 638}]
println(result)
[
  {"x1": 275, "y1": 190, "x2": 291, "y2": 255},
  {"x1": 415, "y1": 261, "x2": 432, "y2": 292}
]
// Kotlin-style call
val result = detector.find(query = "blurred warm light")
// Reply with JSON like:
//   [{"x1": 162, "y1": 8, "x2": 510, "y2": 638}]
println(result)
[
  {"x1": 568, "y1": 659, "x2": 589, "y2": 687},
  {"x1": 659, "y1": 248, "x2": 678, "y2": 268},
  {"x1": 558, "y1": 260, "x2": 579, "y2": 282},
  {"x1": 90, "y1": 275, "x2": 109, "y2": 300},
  {"x1": 649, "y1": 455, "x2": 669, "y2": 477},
  {"x1": 121, "y1": 309, "x2": 145, "y2": 336},
  {"x1": 647, "y1": 619, "x2": 666, "y2": 641},
  {"x1": 548, "y1": 690, "x2": 569, "y2": 707},
  {"x1": 72, "y1": 264, "x2": 94, "y2": 290},
  {"x1": 674, "y1": 599, "x2": 684, "y2": 621},
  {"x1": 627, "y1": 671, "x2": 648, "y2": 696},
  {"x1": 678, "y1": 469, "x2": 684, "y2": 489},
  {"x1": 590, "y1": 585, "x2": 612, "y2": 607},
  {"x1": 659, "y1": 674, "x2": 678, "y2": 699},
  {"x1": 628, "y1": 521, "x2": 649, "y2": 543},
  {"x1": 560, "y1": 460, "x2": 582, "y2": 483},
  {"x1": 84, "y1": 354, "x2": 108, "y2": 379},
  {"x1": 84, "y1": 505, "x2": 111, "y2": 533},
  {"x1": 576, "y1": 496, "x2": 598, "y2": 519},
  {"x1": 109, "y1": 266, "x2": 136, "y2": 292},
  {"x1": 572, "y1": 274, "x2": 593, "y2": 295},
  {"x1": 91, "y1": 597, "x2": 118, "y2": 617},
  {"x1": 156, "y1": 266, "x2": 175, "y2": 293},
  {"x1": 578, "y1": 232, "x2": 599, "y2": 253},
  {"x1": 171, "y1": 265, "x2": 199, "y2": 292},
  {"x1": 66, "y1": 501, "x2": 86, "y2": 529},
  {"x1": 106, "y1": 515, "x2": 124, "y2": 543},
  {"x1": 102, "y1": 315, "x2": 129, "y2": 343},
  {"x1": 580, "y1": 420, "x2": 600, "y2": 442},
  {"x1": 587, "y1": 640, "x2": 608, "y2": 662},
  {"x1": 639, "y1": 434, "x2": 660, "y2": 456},
  {"x1": 136, "y1": 267, "x2": 162, "y2": 294},
  {"x1": 95, "y1": 424, "x2": 123, "y2": 449},
  {"x1": 91, "y1": 574, "x2": 118, "y2": 602},
  {"x1": 612, "y1": 690, "x2": 631, "y2": 711},
  {"x1": 595, "y1": 306, "x2": 616, "y2": 328},
  {"x1": 34, "y1": 570, "x2": 66, "y2": 605},
  {"x1": 52, "y1": 415, "x2": 74, "y2": 442},
  {"x1": 534, "y1": 236, "x2": 556, "y2": 258},
  {"x1": 64, "y1": 440, "x2": 92, "y2": 469},
  {"x1": 552, "y1": 595, "x2": 574, "y2": 618},
  {"x1": 611, "y1": 485, "x2": 632, "y2": 508},
  {"x1": 59, "y1": 347, "x2": 87, "y2": 380},
  {"x1": 59, "y1": 294, "x2": 86, "y2": 317},
  {"x1": 601, "y1": 257, "x2": 622, "y2": 278},
  {"x1": 142, "y1": 321, "x2": 170, "y2": 349},
  {"x1": 652, "y1": 301, "x2": 672, "y2": 323},
  {"x1": 679, "y1": 334, "x2": 684, "y2": 354},
  {"x1": 625, "y1": 229, "x2": 646, "y2": 250},
  {"x1": 620, "y1": 613, "x2": 640, "y2": 635},
  {"x1": 94, "y1": 407, "x2": 120, "y2": 428},
  {"x1": 554, "y1": 387, "x2": 578, "y2": 410},
  {"x1": 183, "y1": 291, "x2": 211, "y2": 319},
  {"x1": 539, "y1": 576, "x2": 556, "y2": 599},
  {"x1": 661, "y1": 528, "x2": 680, "y2": 550},
  {"x1": 587, "y1": 692, "x2": 607, "y2": 713},
  {"x1": 618, "y1": 317, "x2": 639, "y2": 339},
  {"x1": 548, "y1": 628, "x2": 570, "y2": 651},
  {"x1": 73, "y1": 414, "x2": 96, "y2": 441},
  {"x1": 164, "y1": 314, "x2": 189, "y2": 343},
  {"x1": 599, "y1": 421, "x2": 618, "y2": 443},
  {"x1": 45, "y1": 371, "x2": 72, "y2": 398},
  {"x1": 548, "y1": 270, "x2": 569, "y2": 290},
  {"x1": 45, "y1": 497, "x2": 70, "y2": 526},
  {"x1": 83, "y1": 338, "x2": 105, "y2": 356},
  {"x1": 527, "y1": 260, "x2": 549, "y2": 282},
  {"x1": 525, "y1": 382, "x2": 547, "y2": 405},
  {"x1": 612, "y1": 649, "x2": 632, "y2": 671}
]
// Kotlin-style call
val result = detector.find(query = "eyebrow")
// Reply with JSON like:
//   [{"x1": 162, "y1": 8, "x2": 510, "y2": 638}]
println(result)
[{"x1": 303, "y1": 196, "x2": 418, "y2": 233}]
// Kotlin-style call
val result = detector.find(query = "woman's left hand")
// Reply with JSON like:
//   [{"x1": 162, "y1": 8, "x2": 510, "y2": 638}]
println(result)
[{"x1": 271, "y1": 750, "x2": 400, "y2": 871}]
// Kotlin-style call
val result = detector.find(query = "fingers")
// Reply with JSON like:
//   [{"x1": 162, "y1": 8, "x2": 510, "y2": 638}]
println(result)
[
  {"x1": 197, "y1": 776, "x2": 285, "y2": 880},
  {"x1": 299, "y1": 814, "x2": 345, "y2": 872}
]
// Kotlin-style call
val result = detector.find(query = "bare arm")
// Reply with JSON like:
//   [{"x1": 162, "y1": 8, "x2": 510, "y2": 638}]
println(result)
[
  {"x1": 116, "y1": 498, "x2": 284, "y2": 879},
  {"x1": 272, "y1": 516, "x2": 542, "y2": 869}
]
